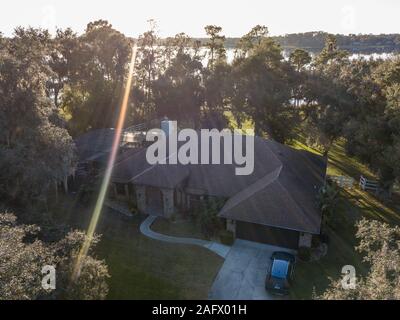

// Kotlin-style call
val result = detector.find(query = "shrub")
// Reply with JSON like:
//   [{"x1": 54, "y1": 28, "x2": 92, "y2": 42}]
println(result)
[
  {"x1": 320, "y1": 233, "x2": 330, "y2": 244},
  {"x1": 127, "y1": 199, "x2": 138, "y2": 214},
  {"x1": 317, "y1": 180, "x2": 341, "y2": 228},
  {"x1": 298, "y1": 246, "x2": 311, "y2": 262},
  {"x1": 219, "y1": 230, "x2": 234, "y2": 246},
  {"x1": 170, "y1": 213, "x2": 177, "y2": 222},
  {"x1": 311, "y1": 235, "x2": 321, "y2": 248},
  {"x1": 78, "y1": 183, "x2": 95, "y2": 205},
  {"x1": 196, "y1": 198, "x2": 226, "y2": 239}
]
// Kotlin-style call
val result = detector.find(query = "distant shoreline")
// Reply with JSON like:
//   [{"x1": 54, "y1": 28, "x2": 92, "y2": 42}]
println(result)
[{"x1": 2, "y1": 29, "x2": 399, "y2": 54}]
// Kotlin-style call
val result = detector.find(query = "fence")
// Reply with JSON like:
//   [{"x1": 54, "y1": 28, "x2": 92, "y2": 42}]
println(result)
[
  {"x1": 124, "y1": 118, "x2": 163, "y2": 134},
  {"x1": 124, "y1": 122, "x2": 146, "y2": 133},
  {"x1": 122, "y1": 121, "x2": 151, "y2": 146},
  {"x1": 359, "y1": 175, "x2": 379, "y2": 192},
  {"x1": 327, "y1": 175, "x2": 392, "y2": 200},
  {"x1": 327, "y1": 175, "x2": 355, "y2": 189}
]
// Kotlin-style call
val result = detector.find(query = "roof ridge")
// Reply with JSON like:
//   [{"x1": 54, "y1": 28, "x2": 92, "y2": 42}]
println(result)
[
  {"x1": 220, "y1": 165, "x2": 283, "y2": 214},
  {"x1": 261, "y1": 138, "x2": 285, "y2": 166},
  {"x1": 128, "y1": 150, "x2": 189, "y2": 183}
]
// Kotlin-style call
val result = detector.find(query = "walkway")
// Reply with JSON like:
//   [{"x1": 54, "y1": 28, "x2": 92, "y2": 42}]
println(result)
[
  {"x1": 105, "y1": 200, "x2": 133, "y2": 217},
  {"x1": 140, "y1": 215, "x2": 231, "y2": 259}
]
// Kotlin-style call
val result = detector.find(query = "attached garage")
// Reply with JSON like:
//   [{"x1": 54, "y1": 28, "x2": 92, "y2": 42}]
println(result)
[{"x1": 236, "y1": 221, "x2": 300, "y2": 250}]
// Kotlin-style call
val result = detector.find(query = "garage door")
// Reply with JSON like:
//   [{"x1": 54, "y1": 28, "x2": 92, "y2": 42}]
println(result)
[{"x1": 236, "y1": 221, "x2": 299, "y2": 249}]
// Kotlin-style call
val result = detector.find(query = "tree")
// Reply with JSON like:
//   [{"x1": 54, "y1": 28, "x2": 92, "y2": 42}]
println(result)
[
  {"x1": 0, "y1": 212, "x2": 109, "y2": 300},
  {"x1": 202, "y1": 55, "x2": 231, "y2": 130},
  {"x1": 315, "y1": 34, "x2": 348, "y2": 66},
  {"x1": 204, "y1": 25, "x2": 226, "y2": 69},
  {"x1": 235, "y1": 25, "x2": 269, "y2": 58},
  {"x1": 300, "y1": 37, "x2": 355, "y2": 153},
  {"x1": 288, "y1": 49, "x2": 312, "y2": 108},
  {"x1": 47, "y1": 28, "x2": 79, "y2": 108},
  {"x1": 202, "y1": 62, "x2": 231, "y2": 130},
  {"x1": 367, "y1": 57, "x2": 400, "y2": 189},
  {"x1": 319, "y1": 218, "x2": 400, "y2": 300},
  {"x1": 0, "y1": 45, "x2": 76, "y2": 204},
  {"x1": 0, "y1": 212, "x2": 55, "y2": 299},
  {"x1": 289, "y1": 49, "x2": 311, "y2": 72},
  {"x1": 196, "y1": 199, "x2": 225, "y2": 239},
  {"x1": 231, "y1": 29, "x2": 298, "y2": 142},
  {"x1": 152, "y1": 50, "x2": 204, "y2": 128},
  {"x1": 61, "y1": 20, "x2": 133, "y2": 135}
]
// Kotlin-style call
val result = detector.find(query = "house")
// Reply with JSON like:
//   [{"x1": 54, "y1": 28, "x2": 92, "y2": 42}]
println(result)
[
  {"x1": 74, "y1": 127, "x2": 146, "y2": 175},
  {"x1": 97, "y1": 124, "x2": 327, "y2": 250}
]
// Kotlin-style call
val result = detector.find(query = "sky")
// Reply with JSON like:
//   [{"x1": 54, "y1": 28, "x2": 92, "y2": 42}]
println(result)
[{"x1": 0, "y1": 0, "x2": 399, "y2": 37}]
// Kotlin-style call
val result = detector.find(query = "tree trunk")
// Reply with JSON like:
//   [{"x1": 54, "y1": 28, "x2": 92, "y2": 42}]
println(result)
[
  {"x1": 63, "y1": 176, "x2": 68, "y2": 194},
  {"x1": 55, "y1": 181, "x2": 58, "y2": 203}
]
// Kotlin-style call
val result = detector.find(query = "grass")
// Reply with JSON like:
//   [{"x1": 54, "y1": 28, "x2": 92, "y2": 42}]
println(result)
[
  {"x1": 289, "y1": 135, "x2": 400, "y2": 299},
  {"x1": 152, "y1": 216, "x2": 206, "y2": 240},
  {"x1": 224, "y1": 111, "x2": 255, "y2": 134},
  {"x1": 51, "y1": 195, "x2": 223, "y2": 300}
]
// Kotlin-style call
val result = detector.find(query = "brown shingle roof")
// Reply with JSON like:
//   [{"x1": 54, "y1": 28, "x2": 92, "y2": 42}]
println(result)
[
  {"x1": 219, "y1": 141, "x2": 326, "y2": 234},
  {"x1": 109, "y1": 135, "x2": 327, "y2": 233},
  {"x1": 183, "y1": 137, "x2": 283, "y2": 197},
  {"x1": 132, "y1": 164, "x2": 189, "y2": 189}
]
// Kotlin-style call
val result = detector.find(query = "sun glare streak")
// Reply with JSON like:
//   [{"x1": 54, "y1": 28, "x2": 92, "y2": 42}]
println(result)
[{"x1": 72, "y1": 44, "x2": 138, "y2": 282}]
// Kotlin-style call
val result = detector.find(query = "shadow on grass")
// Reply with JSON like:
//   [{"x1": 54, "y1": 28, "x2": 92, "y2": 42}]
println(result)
[{"x1": 290, "y1": 134, "x2": 399, "y2": 299}]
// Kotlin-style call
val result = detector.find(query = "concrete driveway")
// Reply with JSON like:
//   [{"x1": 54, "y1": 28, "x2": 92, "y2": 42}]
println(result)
[{"x1": 209, "y1": 240, "x2": 296, "y2": 300}]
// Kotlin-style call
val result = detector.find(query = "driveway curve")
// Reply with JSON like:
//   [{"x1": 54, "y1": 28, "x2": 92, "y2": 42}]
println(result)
[{"x1": 140, "y1": 215, "x2": 231, "y2": 259}]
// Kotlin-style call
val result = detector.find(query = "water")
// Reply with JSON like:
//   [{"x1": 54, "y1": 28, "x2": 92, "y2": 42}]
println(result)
[{"x1": 204, "y1": 48, "x2": 395, "y2": 64}]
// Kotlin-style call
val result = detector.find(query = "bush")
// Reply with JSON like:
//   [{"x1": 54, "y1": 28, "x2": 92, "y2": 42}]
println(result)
[
  {"x1": 78, "y1": 183, "x2": 95, "y2": 205},
  {"x1": 317, "y1": 181, "x2": 341, "y2": 228},
  {"x1": 127, "y1": 199, "x2": 138, "y2": 214},
  {"x1": 320, "y1": 233, "x2": 330, "y2": 244},
  {"x1": 298, "y1": 246, "x2": 311, "y2": 262},
  {"x1": 219, "y1": 230, "x2": 234, "y2": 246},
  {"x1": 196, "y1": 198, "x2": 225, "y2": 239},
  {"x1": 311, "y1": 235, "x2": 321, "y2": 248},
  {"x1": 170, "y1": 213, "x2": 177, "y2": 222}
]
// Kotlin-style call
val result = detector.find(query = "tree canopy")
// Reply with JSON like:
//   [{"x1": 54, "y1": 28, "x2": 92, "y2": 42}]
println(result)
[
  {"x1": 0, "y1": 212, "x2": 109, "y2": 300},
  {"x1": 319, "y1": 218, "x2": 400, "y2": 300}
]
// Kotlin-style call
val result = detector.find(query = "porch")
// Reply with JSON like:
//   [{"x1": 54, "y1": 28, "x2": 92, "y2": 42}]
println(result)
[{"x1": 111, "y1": 182, "x2": 192, "y2": 218}]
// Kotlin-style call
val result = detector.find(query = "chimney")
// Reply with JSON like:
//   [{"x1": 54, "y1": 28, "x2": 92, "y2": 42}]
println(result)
[{"x1": 161, "y1": 117, "x2": 176, "y2": 137}]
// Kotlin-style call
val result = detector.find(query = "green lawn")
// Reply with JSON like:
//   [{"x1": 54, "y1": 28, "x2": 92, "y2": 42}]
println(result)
[
  {"x1": 289, "y1": 136, "x2": 400, "y2": 299},
  {"x1": 152, "y1": 216, "x2": 206, "y2": 240},
  {"x1": 51, "y1": 196, "x2": 223, "y2": 300},
  {"x1": 224, "y1": 111, "x2": 255, "y2": 134}
]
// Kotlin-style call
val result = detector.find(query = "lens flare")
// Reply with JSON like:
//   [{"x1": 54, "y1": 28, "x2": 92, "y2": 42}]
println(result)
[{"x1": 72, "y1": 44, "x2": 138, "y2": 282}]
